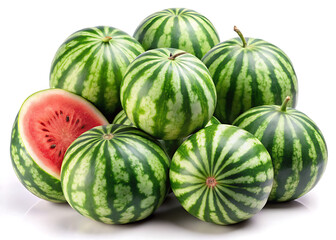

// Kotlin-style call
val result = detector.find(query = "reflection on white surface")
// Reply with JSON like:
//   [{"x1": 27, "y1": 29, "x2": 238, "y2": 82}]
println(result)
[{"x1": 16, "y1": 192, "x2": 312, "y2": 240}]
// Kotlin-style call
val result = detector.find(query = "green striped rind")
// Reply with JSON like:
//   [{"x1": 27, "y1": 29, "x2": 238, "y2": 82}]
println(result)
[
  {"x1": 112, "y1": 110, "x2": 181, "y2": 158},
  {"x1": 10, "y1": 115, "x2": 65, "y2": 203},
  {"x1": 113, "y1": 110, "x2": 220, "y2": 158},
  {"x1": 134, "y1": 8, "x2": 220, "y2": 59},
  {"x1": 113, "y1": 110, "x2": 221, "y2": 128},
  {"x1": 120, "y1": 48, "x2": 217, "y2": 140},
  {"x1": 233, "y1": 105, "x2": 328, "y2": 202},
  {"x1": 202, "y1": 37, "x2": 298, "y2": 124},
  {"x1": 61, "y1": 124, "x2": 170, "y2": 224},
  {"x1": 50, "y1": 26, "x2": 145, "y2": 121},
  {"x1": 170, "y1": 124, "x2": 273, "y2": 225},
  {"x1": 205, "y1": 115, "x2": 220, "y2": 127},
  {"x1": 112, "y1": 110, "x2": 133, "y2": 126}
]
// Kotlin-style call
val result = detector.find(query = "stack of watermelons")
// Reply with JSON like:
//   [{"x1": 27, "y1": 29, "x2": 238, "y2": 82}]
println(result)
[{"x1": 10, "y1": 8, "x2": 328, "y2": 225}]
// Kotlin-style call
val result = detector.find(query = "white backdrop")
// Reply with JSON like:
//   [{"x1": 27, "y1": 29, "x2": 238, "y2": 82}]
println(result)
[{"x1": 1, "y1": 1, "x2": 335, "y2": 239}]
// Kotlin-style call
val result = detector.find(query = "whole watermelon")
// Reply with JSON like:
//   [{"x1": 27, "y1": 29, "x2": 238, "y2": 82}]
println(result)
[
  {"x1": 134, "y1": 8, "x2": 220, "y2": 59},
  {"x1": 50, "y1": 26, "x2": 145, "y2": 121},
  {"x1": 120, "y1": 48, "x2": 217, "y2": 140},
  {"x1": 61, "y1": 124, "x2": 170, "y2": 224},
  {"x1": 233, "y1": 97, "x2": 328, "y2": 202},
  {"x1": 202, "y1": 26, "x2": 298, "y2": 124},
  {"x1": 170, "y1": 124, "x2": 274, "y2": 225}
]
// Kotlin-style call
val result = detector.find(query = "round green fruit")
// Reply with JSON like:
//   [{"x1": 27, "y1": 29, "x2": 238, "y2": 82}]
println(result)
[
  {"x1": 134, "y1": 8, "x2": 220, "y2": 59},
  {"x1": 202, "y1": 26, "x2": 298, "y2": 124},
  {"x1": 233, "y1": 97, "x2": 328, "y2": 202},
  {"x1": 61, "y1": 124, "x2": 170, "y2": 224},
  {"x1": 50, "y1": 26, "x2": 145, "y2": 121},
  {"x1": 170, "y1": 124, "x2": 273, "y2": 225},
  {"x1": 120, "y1": 48, "x2": 217, "y2": 140},
  {"x1": 10, "y1": 89, "x2": 108, "y2": 202}
]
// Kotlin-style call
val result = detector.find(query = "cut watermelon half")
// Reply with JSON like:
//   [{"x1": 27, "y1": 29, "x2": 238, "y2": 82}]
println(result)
[{"x1": 18, "y1": 89, "x2": 108, "y2": 179}]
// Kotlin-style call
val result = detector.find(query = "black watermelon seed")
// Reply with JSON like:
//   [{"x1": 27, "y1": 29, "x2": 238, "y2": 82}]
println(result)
[
  {"x1": 66, "y1": 116, "x2": 70, "y2": 122},
  {"x1": 50, "y1": 144, "x2": 56, "y2": 149}
]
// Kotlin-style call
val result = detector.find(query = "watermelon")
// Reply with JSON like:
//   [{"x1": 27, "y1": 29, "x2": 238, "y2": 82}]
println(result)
[
  {"x1": 61, "y1": 124, "x2": 170, "y2": 224},
  {"x1": 112, "y1": 109, "x2": 133, "y2": 126},
  {"x1": 205, "y1": 115, "x2": 221, "y2": 127},
  {"x1": 50, "y1": 26, "x2": 145, "y2": 121},
  {"x1": 113, "y1": 110, "x2": 220, "y2": 128},
  {"x1": 120, "y1": 48, "x2": 217, "y2": 140},
  {"x1": 133, "y1": 8, "x2": 220, "y2": 59},
  {"x1": 233, "y1": 97, "x2": 328, "y2": 202},
  {"x1": 170, "y1": 124, "x2": 273, "y2": 225},
  {"x1": 112, "y1": 110, "x2": 221, "y2": 158},
  {"x1": 10, "y1": 89, "x2": 108, "y2": 202},
  {"x1": 202, "y1": 26, "x2": 298, "y2": 124}
]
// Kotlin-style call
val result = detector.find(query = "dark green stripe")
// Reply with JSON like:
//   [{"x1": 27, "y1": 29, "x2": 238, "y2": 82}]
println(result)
[
  {"x1": 121, "y1": 60, "x2": 162, "y2": 109},
  {"x1": 134, "y1": 15, "x2": 166, "y2": 44},
  {"x1": 149, "y1": 17, "x2": 171, "y2": 49},
  {"x1": 225, "y1": 50, "x2": 245, "y2": 123},
  {"x1": 259, "y1": 47, "x2": 297, "y2": 106},
  {"x1": 187, "y1": 14, "x2": 217, "y2": 47},
  {"x1": 175, "y1": 66, "x2": 193, "y2": 137},
  {"x1": 255, "y1": 51, "x2": 283, "y2": 105},
  {"x1": 170, "y1": 15, "x2": 181, "y2": 48},
  {"x1": 179, "y1": 63, "x2": 210, "y2": 126},
  {"x1": 131, "y1": 62, "x2": 167, "y2": 128},
  {"x1": 73, "y1": 45, "x2": 104, "y2": 94},
  {"x1": 152, "y1": 63, "x2": 174, "y2": 137},
  {"x1": 82, "y1": 143, "x2": 103, "y2": 220},
  {"x1": 181, "y1": 16, "x2": 202, "y2": 57}
]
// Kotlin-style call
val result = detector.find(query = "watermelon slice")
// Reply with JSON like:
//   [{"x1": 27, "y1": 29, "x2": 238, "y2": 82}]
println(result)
[{"x1": 10, "y1": 89, "x2": 108, "y2": 202}]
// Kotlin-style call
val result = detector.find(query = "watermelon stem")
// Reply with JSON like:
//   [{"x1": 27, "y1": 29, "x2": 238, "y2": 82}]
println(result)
[
  {"x1": 234, "y1": 26, "x2": 247, "y2": 48},
  {"x1": 280, "y1": 96, "x2": 291, "y2": 112},
  {"x1": 168, "y1": 52, "x2": 187, "y2": 60},
  {"x1": 102, "y1": 36, "x2": 112, "y2": 43}
]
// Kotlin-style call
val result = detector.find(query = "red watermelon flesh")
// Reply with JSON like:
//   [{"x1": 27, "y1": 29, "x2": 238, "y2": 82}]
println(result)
[{"x1": 18, "y1": 89, "x2": 108, "y2": 178}]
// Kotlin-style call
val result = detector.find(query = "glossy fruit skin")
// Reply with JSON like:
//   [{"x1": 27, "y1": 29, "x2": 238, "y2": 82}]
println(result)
[
  {"x1": 61, "y1": 124, "x2": 170, "y2": 224},
  {"x1": 170, "y1": 124, "x2": 273, "y2": 225},
  {"x1": 202, "y1": 37, "x2": 298, "y2": 124},
  {"x1": 112, "y1": 110, "x2": 220, "y2": 158},
  {"x1": 233, "y1": 104, "x2": 327, "y2": 202},
  {"x1": 120, "y1": 48, "x2": 217, "y2": 140},
  {"x1": 50, "y1": 26, "x2": 145, "y2": 121},
  {"x1": 10, "y1": 89, "x2": 108, "y2": 202},
  {"x1": 134, "y1": 8, "x2": 220, "y2": 59},
  {"x1": 10, "y1": 115, "x2": 65, "y2": 202}
]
